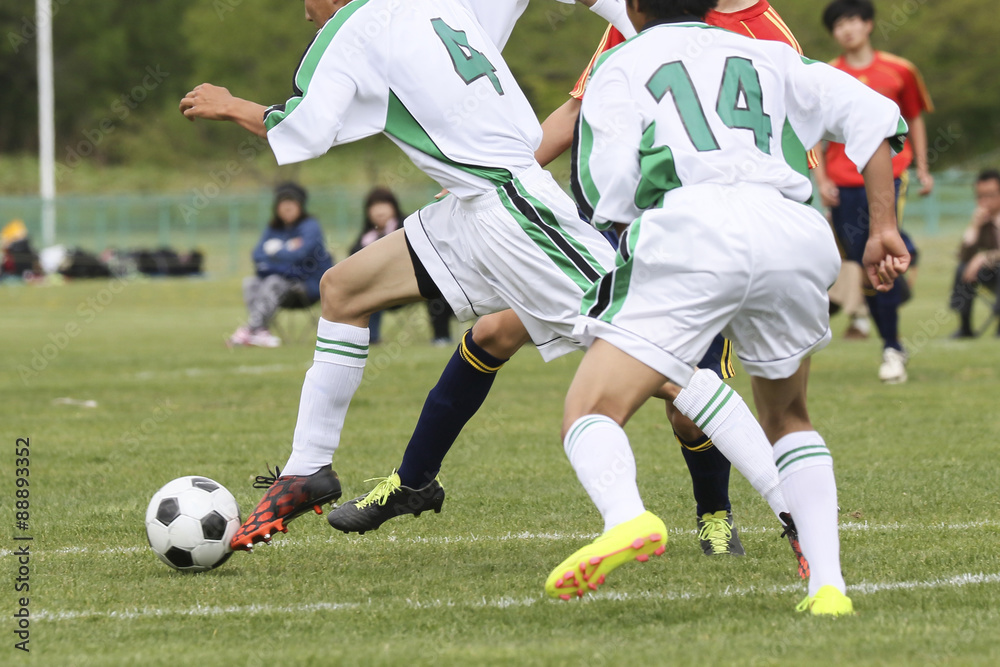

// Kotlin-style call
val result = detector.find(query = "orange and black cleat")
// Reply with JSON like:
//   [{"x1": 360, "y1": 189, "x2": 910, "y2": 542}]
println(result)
[
  {"x1": 230, "y1": 464, "x2": 342, "y2": 551},
  {"x1": 779, "y1": 511, "x2": 810, "y2": 580}
]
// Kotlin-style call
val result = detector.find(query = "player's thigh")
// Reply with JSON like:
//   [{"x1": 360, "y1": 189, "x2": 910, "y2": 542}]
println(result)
[
  {"x1": 564, "y1": 339, "x2": 668, "y2": 436},
  {"x1": 320, "y1": 229, "x2": 423, "y2": 322},
  {"x1": 749, "y1": 358, "x2": 812, "y2": 443}
]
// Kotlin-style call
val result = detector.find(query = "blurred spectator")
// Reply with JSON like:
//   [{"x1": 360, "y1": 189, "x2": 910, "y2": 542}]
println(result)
[
  {"x1": 950, "y1": 170, "x2": 1000, "y2": 338},
  {"x1": 812, "y1": 0, "x2": 934, "y2": 383},
  {"x1": 427, "y1": 297, "x2": 454, "y2": 346},
  {"x1": 1, "y1": 220, "x2": 40, "y2": 279},
  {"x1": 351, "y1": 188, "x2": 403, "y2": 344},
  {"x1": 229, "y1": 182, "x2": 333, "y2": 348}
]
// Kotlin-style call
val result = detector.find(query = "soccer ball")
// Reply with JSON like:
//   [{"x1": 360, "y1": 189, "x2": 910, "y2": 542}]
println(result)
[{"x1": 145, "y1": 476, "x2": 241, "y2": 572}]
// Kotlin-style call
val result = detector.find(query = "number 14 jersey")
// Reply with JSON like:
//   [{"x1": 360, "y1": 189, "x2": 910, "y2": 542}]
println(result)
[{"x1": 573, "y1": 19, "x2": 907, "y2": 229}]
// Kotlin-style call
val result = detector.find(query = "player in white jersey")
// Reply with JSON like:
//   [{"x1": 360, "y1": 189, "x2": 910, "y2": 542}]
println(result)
[
  {"x1": 546, "y1": 0, "x2": 909, "y2": 615},
  {"x1": 178, "y1": 0, "x2": 744, "y2": 555}
]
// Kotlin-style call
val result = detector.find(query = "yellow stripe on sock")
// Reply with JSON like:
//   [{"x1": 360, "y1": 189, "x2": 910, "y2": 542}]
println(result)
[
  {"x1": 676, "y1": 435, "x2": 715, "y2": 452},
  {"x1": 459, "y1": 335, "x2": 504, "y2": 374}
]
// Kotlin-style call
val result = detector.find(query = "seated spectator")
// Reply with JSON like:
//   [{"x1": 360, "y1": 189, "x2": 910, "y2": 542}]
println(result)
[
  {"x1": 351, "y1": 188, "x2": 402, "y2": 344},
  {"x1": 229, "y1": 182, "x2": 333, "y2": 347},
  {"x1": 950, "y1": 169, "x2": 1000, "y2": 338}
]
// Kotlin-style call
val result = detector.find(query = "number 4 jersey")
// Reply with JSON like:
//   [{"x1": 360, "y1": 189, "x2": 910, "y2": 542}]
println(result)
[
  {"x1": 573, "y1": 18, "x2": 908, "y2": 229},
  {"x1": 264, "y1": 0, "x2": 542, "y2": 199}
]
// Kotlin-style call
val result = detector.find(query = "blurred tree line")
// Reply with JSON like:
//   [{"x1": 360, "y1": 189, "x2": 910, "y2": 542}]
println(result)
[{"x1": 1, "y1": 0, "x2": 997, "y2": 172}]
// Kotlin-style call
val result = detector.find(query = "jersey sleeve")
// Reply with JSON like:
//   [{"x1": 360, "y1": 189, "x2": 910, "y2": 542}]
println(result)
[
  {"x1": 784, "y1": 54, "x2": 907, "y2": 176},
  {"x1": 457, "y1": 0, "x2": 529, "y2": 50},
  {"x1": 570, "y1": 25, "x2": 629, "y2": 100},
  {"x1": 571, "y1": 60, "x2": 644, "y2": 230},
  {"x1": 265, "y1": 12, "x2": 387, "y2": 166},
  {"x1": 896, "y1": 60, "x2": 935, "y2": 118}
]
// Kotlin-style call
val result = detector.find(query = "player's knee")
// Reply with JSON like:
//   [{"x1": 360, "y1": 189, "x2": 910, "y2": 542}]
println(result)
[
  {"x1": 471, "y1": 313, "x2": 530, "y2": 358},
  {"x1": 320, "y1": 265, "x2": 367, "y2": 322},
  {"x1": 562, "y1": 394, "x2": 626, "y2": 440},
  {"x1": 668, "y1": 408, "x2": 703, "y2": 442}
]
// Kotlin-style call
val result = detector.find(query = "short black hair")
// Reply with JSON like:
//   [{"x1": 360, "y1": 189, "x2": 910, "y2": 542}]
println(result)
[
  {"x1": 976, "y1": 169, "x2": 1000, "y2": 188},
  {"x1": 633, "y1": 0, "x2": 718, "y2": 22},
  {"x1": 822, "y1": 0, "x2": 875, "y2": 33}
]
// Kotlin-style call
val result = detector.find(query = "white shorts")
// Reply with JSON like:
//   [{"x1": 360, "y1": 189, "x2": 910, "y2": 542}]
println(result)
[
  {"x1": 573, "y1": 184, "x2": 841, "y2": 384},
  {"x1": 404, "y1": 164, "x2": 616, "y2": 361}
]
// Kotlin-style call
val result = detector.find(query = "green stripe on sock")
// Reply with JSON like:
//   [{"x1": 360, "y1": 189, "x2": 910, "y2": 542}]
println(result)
[
  {"x1": 315, "y1": 346, "x2": 368, "y2": 360},
  {"x1": 316, "y1": 336, "x2": 368, "y2": 350},
  {"x1": 566, "y1": 416, "x2": 606, "y2": 448},
  {"x1": 777, "y1": 450, "x2": 832, "y2": 473},
  {"x1": 692, "y1": 384, "x2": 728, "y2": 428},
  {"x1": 697, "y1": 386, "x2": 734, "y2": 430},
  {"x1": 775, "y1": 444, "x2": 829, "y2": 469}
]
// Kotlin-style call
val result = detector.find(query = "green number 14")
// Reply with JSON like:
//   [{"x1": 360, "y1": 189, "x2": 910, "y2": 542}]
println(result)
[{"x1": 645, "y1": 57, "x2": 772, "y2": 153}]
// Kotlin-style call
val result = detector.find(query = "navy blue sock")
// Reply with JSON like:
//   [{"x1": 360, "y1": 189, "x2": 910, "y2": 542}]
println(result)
[
  {"x1": 397, "y1": 330, "x2": 508, "y2": 488},
  {"x1": 865, "y1": 280, "x2": 904, "y2": 351},
  {"x1": 676, "y1": 432, "x2": 732, "y2": 517}
]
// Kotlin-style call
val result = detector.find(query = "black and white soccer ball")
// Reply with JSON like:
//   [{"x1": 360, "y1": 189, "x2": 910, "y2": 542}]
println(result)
[{"x1": 145, "y1": 476, "x2": 241, "y2": 572}]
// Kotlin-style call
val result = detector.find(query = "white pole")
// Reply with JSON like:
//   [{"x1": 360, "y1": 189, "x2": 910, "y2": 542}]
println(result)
[{"x1": 37, "y1": 0, "x2": 56, "y2": 246}]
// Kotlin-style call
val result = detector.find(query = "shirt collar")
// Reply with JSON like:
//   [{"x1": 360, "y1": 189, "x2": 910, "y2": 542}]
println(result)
[{"x1": 641, "y1": 15, "x2": 706, "y2": 32}]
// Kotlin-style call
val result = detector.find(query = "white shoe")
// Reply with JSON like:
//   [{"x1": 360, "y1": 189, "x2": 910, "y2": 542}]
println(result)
[
  {"x1": 878, "y1": 347, "x2": 908, "y2": 384},
  {"x1": 227, "y1": 326, "x2": 252, "y2": 347},
  {"x1": 247, "y1": 329, "x2": 281, "y2": 348}
]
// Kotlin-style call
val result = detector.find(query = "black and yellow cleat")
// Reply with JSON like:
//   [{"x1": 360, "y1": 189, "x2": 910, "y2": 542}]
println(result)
[
  {"x1": 697, "y1": 510, "x2": 745, "y2": 556},
  {"x1": 327, "y1": 470, "x2": 444, "y2": 535}
]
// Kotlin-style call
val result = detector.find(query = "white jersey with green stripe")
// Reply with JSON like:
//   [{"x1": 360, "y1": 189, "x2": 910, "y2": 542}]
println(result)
[
  {"x1": 572, "y1": 20, "x2": 908, "y2": 230},
  {"x1": 264, "y1": 0, "x2": 544, "y2": 199}
]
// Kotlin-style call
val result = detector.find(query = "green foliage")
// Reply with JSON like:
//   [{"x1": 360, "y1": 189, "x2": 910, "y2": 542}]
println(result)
[{"x1": 2, "y1": 1, "x2": 998, "y2": 173}]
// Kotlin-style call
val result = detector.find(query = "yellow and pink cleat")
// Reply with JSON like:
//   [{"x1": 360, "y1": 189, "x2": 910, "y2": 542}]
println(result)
[{"x1": 545, "y1": 511, "x2": 667, "y2": 600}]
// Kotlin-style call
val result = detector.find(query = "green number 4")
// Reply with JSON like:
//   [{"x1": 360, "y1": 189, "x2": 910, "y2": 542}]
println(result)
[
  {"x1": 431, "y1": 18, "x2": 504, "y2": 96},
  {"x1": 646, "y1": 57, "x2": 772, "y2": 154}
]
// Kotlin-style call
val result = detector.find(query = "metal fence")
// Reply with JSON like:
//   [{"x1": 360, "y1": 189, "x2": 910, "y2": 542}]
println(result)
[{"x1": 0, "y1": 171, "x2": 979, "y2": 277}]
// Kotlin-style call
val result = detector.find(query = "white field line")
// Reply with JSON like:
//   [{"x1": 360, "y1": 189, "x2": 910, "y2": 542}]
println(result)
[
  {"x1": 4, "y1": 518, "x2": 999, "y2": 559},
  {"x1": 131, "y1": 363, "x2": 305, "y2": 381},
  {"x1": 34, "y1": 572, "x2": 1000, "y2": 623}
]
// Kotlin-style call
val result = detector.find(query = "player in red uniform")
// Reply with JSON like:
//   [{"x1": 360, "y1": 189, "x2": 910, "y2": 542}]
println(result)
[
  {"x1": 813, "y1": 0, "x2": 934, "y2": 384},
  {"x1": 533, "y1": 0, "x2": 813, "y2": 561}
]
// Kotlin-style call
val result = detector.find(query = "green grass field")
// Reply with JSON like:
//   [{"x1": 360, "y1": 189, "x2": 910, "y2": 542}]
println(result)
[{"x1": 2, "y1": 235, "x2": 999, "y2": 666}]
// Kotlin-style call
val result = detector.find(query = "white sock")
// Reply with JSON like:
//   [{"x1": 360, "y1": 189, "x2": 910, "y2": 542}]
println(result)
[
  {"x1": 281, "y1": 319, "x2": 369, "y2": 477},
  {"x1": 773, "y1": 431, "x2": 846, "y2": 597},
  {"x1": 563, "y1": 415, "x2": 645, "y2": 533},
  {"x1": 673, "y1": 369, "x2": 788, "y2": 521}
]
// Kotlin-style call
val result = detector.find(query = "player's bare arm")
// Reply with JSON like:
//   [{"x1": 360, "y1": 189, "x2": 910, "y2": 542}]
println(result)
[
  {"x1": 810, "y1": 144, "x2": 841, "y2": 208},
  {"x1": 536, "y1": 97, "x2": 581, "y2": 167},
  {"x1": 179, "y1": 83, "x2": 269, "y2": 138},
  {"x1": 907, "y1": 112, "x2": 934, "y2": 195},
  {"x1": 861, "y1": 140, "x2": 911, "y2": 290}
]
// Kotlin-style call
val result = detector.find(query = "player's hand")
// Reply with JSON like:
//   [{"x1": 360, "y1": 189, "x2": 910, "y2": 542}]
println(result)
[
  {"x1": 917, "y1": 168, "x2": 934, "y2": 196},
  {"x1": 179, "y1": 83, "x2": 235, "y2": 122},
  {"x1": 962, "y1": 252, "x2": 987, "y2": 284},
  {"x1": 863, "y1": 230, "x2": 910, "y2": 292},
  {"x1": 818, "y1": 180, "x2": 840, "y2": 208}
]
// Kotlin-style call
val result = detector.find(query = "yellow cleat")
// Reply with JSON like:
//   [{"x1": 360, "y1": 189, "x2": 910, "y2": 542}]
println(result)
[
  {"x1": 545, "y1": 511, "x2": 667, "y2": 600},
  {"x1": 796, "y1": 585, "x2": 855, "y2": 616}
]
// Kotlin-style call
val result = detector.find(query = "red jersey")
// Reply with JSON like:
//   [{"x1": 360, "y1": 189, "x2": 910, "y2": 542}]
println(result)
[
  {"x1": 824, "y1": 51, "x2": 934, "y2": 187},
  {"x1": 569, "y1": 1, "x2": 816, "y2": 168}
]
